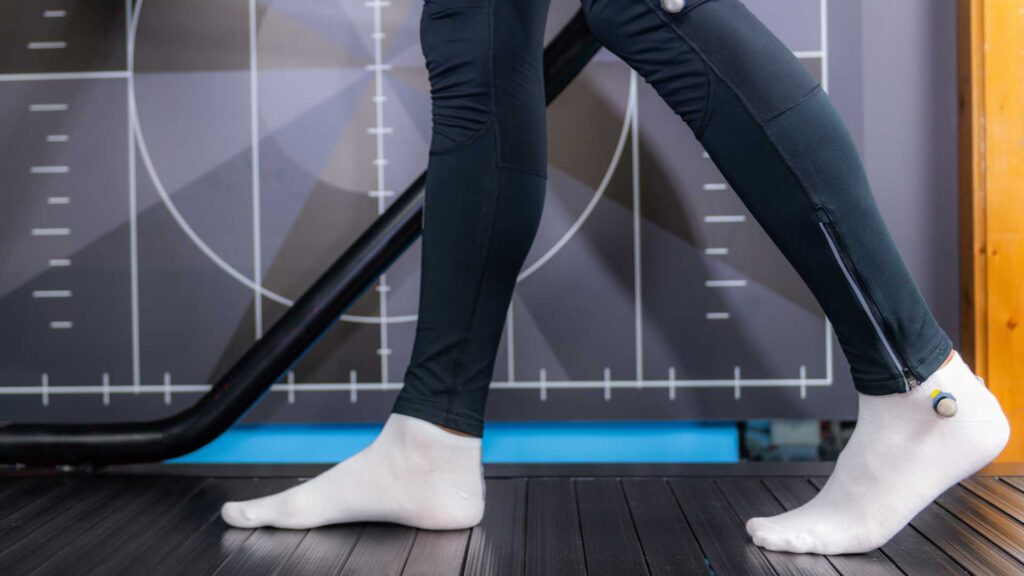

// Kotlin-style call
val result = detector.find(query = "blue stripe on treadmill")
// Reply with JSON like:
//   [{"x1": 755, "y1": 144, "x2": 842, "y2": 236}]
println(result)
[{"x1": 167, "y1": 421, "x2": 739, "y2": 464}]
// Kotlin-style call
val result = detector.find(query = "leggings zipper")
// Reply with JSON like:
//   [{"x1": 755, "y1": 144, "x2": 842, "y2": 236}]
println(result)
[{"x1": 818, "y1": 221, "x2": 920, "y2": 392}]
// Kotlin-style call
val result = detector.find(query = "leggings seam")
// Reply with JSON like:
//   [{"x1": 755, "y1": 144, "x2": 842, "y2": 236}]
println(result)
[
  {"x1": 487, "y1": 0, "x2": 501, "y2": 166},
  {"x1": 446, "y1": 151, "x2": 503, "y2": 416},
  {"x1": 497, "y1": 162, "x2": 546, "y2": 179},
  {"x1": 429, "y1": 117, "x2": 497, "y2": 156},
  {"x1": 762, "y1": 83, "x2": 823, "y2": 124}
]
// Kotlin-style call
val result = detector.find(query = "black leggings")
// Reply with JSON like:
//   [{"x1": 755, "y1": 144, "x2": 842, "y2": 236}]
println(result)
[{"x1": 392, "y1": 0, "x2": 953, "y2": 436}]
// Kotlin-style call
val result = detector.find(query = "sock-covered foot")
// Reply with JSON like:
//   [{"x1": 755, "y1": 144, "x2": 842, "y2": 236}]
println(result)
[
  {"x1": 746, "y1": 351, "x2": 1009, "y2": 555},
  {"x1": 220, "y1": 414, "x2": 485, "y2": 530}
]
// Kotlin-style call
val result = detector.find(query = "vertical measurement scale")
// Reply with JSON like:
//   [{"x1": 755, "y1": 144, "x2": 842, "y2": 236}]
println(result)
[
  {"x1": 0, "y1": 1, "x2": 837, "y2": 407},
  {"x1": 368, "y1": 0, "x2": 392, "y2": 389}
]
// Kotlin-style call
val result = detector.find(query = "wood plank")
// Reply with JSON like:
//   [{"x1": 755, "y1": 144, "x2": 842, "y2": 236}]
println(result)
[
  {"x1": 0, "y1": 477, "x2": 160, "y2": 574},
  {"x1": 621, "y1": 478, "x2": 707, "y2": 576},
  {"x1": 957, "y1": 0, "x2": 986, "y2": 374},
  {"x1": 337, "y1": 524, "x2": 417, "y2": 576},
  {"x1": 402, "y1": 529, "x2": 471, "y2": 576},
  {"x1": 575, "y1": 479, "x2": 648, "y2": 576},
  {"x1": 0, "y1": 478, "x2": 134, "y2": 555},
  {"x1": 211, "y1": 527, "x2": 308, "y2": 576},
  {"x1": 936, "y1": 485, "x2": 1024, "y2": 564},
  {"x1": 961, "y1": 477, "x2": 1024, "y2": 522},
  {"x1": 803, "y1": 477, "x2": 966, "y2": 575},
  {"x1": 147, "y1": 478, "x2": 301, "y2": 576},
  {"x1": 275, "y1": 525, "x2": 364, "y2": 576},
  {"x1": 716, "y1": 478, "x2": 836, "y2": 576},
  {"x1": 463, "y1": 478, "x2": 526, "y2": 576},
  {"x1": 762, "y1": 478, "x2": 902, "y2": 576},
  {"x1": 93, "y1": 477, "x2": 287, "y2": 575},
  {"x1": 524, "y1": 479, "x2": 585, "y2": 576},
  {"x1": 998, "y1": 477, "x2": 1024, "y2": 503},
  {"x1": 669, "y1": 478, "x2": 776, "y2": 575},
  {"x1": 0, "y1": 478, "x2": 75, "y2": 522},
  {"x1": 959, "y1": 0, "x2": 1024, "y2": 462},
  {"x1": 911, "y1": 500, "x2": 1023, "y2": 575},
  {"x1": 981, "y1": 0, "x2": 1024, "y2": 463},
  {"x1": 30, "y1": 477, "x2": 205, "y2": 576}
]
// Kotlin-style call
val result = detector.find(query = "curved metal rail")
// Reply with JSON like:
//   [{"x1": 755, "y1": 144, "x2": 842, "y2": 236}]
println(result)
[{"x1": 0, "y1": 11, "x2": 601, "y2": 466}]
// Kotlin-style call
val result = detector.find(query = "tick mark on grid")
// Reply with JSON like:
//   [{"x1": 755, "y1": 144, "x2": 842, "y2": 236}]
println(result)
[
  {"x1": 49, "y1": 321, "x2": 73, "y2": 330},
  {"x1": 46, "y1": 134, "x2": 69, "y2": 142},
  {"x1": 33, "y1": 290, "x2": 72, "y2": 299},
  {"x1": 43, "y1": 10, "x2": 67, "y2": 18},
  {"x1": 31, "y1": 165, "x2": 69, "y2": 174},
  {"x1": 29, "y1": 103, "x2": 68, "y2": 112},
  {"x1": 49, "y1": 259, "x2": 71, "y2": 267},
  {"x1": 706, "y1": 279, "x2": 747, "y2": 288},
  {"x1": 32, "y1": 228, "x2": 70, "y2": 236},
  {"x1": 704, "y1": 215, "x2": 746, "y2": 223},
  {"x1": 703, "y1": 183, "x2": 727, "y2": 191},
  {"x1": 47, "y1": 196, "x2": 70, "y2": 205},
  {"x1": 706, "y1": 312, "x2": 730, "y2": 320},
  {"x1": 28, "y1": 41, "x2": 67, "y2": 50},
  {"x1": 705, "y1": 247, "x2": 729, "y2": 255}
]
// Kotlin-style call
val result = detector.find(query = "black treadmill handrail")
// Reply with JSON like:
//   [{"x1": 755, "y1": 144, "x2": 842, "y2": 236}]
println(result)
[{"x1": 0, "y1": 12, "x2": 601, "y2": 465}]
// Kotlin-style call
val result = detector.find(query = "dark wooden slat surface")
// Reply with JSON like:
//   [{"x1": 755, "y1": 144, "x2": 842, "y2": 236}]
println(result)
[
  {"x1": 98, "y1": 478, "x2": 289, "y2": 576},
  {"x1": 669, "y1": 478, "x2": 777, "y2": 575},
  {"x1": 575, "y1": 479, "x2": 648, "y2": 576},
  {"x1": 462, "y1": 479, "x2": 526, "y2": 576},
  {"x1": 1, "y1": 468, "x2": 1023, "y2": 575},
  {"x1": 937, "y1": 485, "x2": 1024, "y2": 564},
  {"x1": 962, "y1": 477, "x2": 1024, "y2": 522},
  {"x1": 717, "y1": 478, "x2": 838, "y2": 576},
  {"x1": 32, "y1": 477, "x2": 205, "y2": 576},
  {"x1": 148, "y1": 478, "x2": 301, "y2": 576},
  {"x1": 762, "y1": 478, "x2": 903, "y2": 576},
  {"x1": 525, "y1": 478, "x2": 585, "y2": 576},
  {"x1": 275, "y1": 525, "x2": 363, "y2": 576},
  {"x1": 621, "y1": 478, "x2": 707, "y2": 576},
  {"x1": 911, "y1": 498, "x2": 1023, "y2": 575},
  {"x1": 0, "y1": 477, "x2": 142, "y2": 572},
  {"x1": 402, "y1": 528, "x2": 471, "y2": 576},
  {"x1": 212, "y1": 526, "x2": 308, "y2": 576},
  {"x1": 338, "y1": 524, "x2": 417, "y2": 576}
]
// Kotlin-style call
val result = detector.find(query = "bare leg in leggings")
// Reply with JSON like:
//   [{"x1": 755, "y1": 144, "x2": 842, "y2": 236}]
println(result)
[{"x1": 222, "y1": 0, "x2": 1009, "y2": 554}]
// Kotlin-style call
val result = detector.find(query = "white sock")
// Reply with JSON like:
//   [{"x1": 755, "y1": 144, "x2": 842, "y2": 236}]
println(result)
[
  {"x1": 746, "y1": 351, "x2": 1009, "y2": 555},
  {"x1": 220, "y1": 413, "x2": 485, "y2": 530}
]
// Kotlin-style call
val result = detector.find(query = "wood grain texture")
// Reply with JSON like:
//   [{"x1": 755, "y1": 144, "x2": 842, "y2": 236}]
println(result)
[
  {"x1": 338, "y1": 524, "x2": 417, "y2": 576},
  {"x1": 669, "y1": 478, "x2": 776, "y2": 575},
  {"x1": 525, "y1": 478, "x2": 585, "y2": 576},
  {"x1": 463, "y1": 479, "x2": 526, "y2": 576},
  {"x1": 575, "y1": 479, "x2": 648, "y2": 576},
  {"x1": 958, "y1": 0, "x2": 1024, "y2": 462},
  {"x1": 621, "y1": 478, "x2": 707, "y2": 576},
  {"x1": 402, "y1": 528, "x2": 471, "y2": 576}
]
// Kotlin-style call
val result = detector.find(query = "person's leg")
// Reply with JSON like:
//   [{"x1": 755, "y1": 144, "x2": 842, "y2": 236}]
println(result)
[
  {"x1": 579, "y1": 0, "x2": 1009, "y2": 554},
  {"x1": 220, "y1": 0, "x2": 551, "y2": 530}
]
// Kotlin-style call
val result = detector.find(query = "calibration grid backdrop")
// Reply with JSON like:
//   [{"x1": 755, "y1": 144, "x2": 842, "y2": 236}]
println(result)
[{"x1": 0, "y1": 0, "x2": 959, "y2": 424}]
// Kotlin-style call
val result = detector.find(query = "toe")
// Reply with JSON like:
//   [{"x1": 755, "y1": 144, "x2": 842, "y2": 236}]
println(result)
[
  {"x1": 221, "y1": 501, "x2": 263, "y2": 528},
  {"x1": 746, "y1": 516, "x2": 774, "y2": 539}
]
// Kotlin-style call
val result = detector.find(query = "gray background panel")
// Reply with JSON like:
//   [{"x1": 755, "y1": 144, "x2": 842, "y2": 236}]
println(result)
[{"x1": 0, "y1": 0, "x2": 959, "y2": 425}]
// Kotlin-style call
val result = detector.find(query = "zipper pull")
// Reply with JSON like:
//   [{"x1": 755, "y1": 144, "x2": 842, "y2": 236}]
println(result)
[{"x1": 904, "y1": 370, "x2": 920, "y2": 390}]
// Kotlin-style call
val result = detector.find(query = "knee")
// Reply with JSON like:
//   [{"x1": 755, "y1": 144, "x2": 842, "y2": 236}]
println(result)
[{"x1": 420, "y1": 0, "x2": 494, "y2": 152}]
